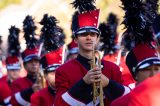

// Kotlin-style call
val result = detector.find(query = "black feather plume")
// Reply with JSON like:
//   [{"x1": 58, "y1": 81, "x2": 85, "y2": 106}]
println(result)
[
  {"x1": 71, "y1": 0, "x2": 96, "y2": 13},
  {"x1": 8, "y1": 26, "x2": 20, "y2": 56},
  {"x1": 121, "y1": 31, "x2": 136, "y2": 51},
  {"x1": 23, "y1": 15, "x2": 38, "y2": 49},
  {"x1": 40, "y1": 14, "x2": 65, "y2": 52},
  {"x1": 107, "y1": 13, "x2": 118, "y2": 26},
  {"x1": 152, "y1": 15, "x2": 160, "y2": 45},
  {"x1": 121, "y1": 0, "x2": 154, "y2": 50},
  {"x1": 99, "y1": 13, "x2": 118, "y2": 55},
  {"x1": 145, "y1": 0, "x2": 159, "y2": 23}
]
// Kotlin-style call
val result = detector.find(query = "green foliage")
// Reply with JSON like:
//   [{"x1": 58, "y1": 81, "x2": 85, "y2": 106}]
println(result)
[{"x1": 0, "y1": 0, "x2": 21, "y2": 10}]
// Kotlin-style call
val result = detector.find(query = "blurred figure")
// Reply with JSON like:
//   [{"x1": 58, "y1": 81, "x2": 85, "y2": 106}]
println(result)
[
  {"x1": 0, "y1": 26, "x2": 21, "y2": 105},
  {"x1": 0, "y1": 36, "x2": 6, "y2": 78},
  {"x1": 66, "y1": 12, "x2": 79, "y2": 61},
  {"x1": 31, "y1": 14, "x2": 65, "y2": 106},
  {"x1": 126, "y1": 44, "x2": 160, "y2": 85},
  {"x1": 67, "y1": 38, "x2": 78, "y2": 61},
  {"x1": 99, "y1": 13, "x2": 135, "y2": 87},
  {"x1": 111, "y1": 0, "x2": 160, "y2": 105},
  {"x1": 10, "y1": 15, "x2": 41, "y2": 106},
  {"x1": 111, "y1": 72, "x2": 160, "y2": 106}
]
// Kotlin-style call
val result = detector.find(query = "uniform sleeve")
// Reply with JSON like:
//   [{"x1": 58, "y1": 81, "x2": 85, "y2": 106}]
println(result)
[
  {"x1": 30, "y1": 92, "x2": 41, "y2": 106},
  {"x1": 110, "y1": 93, "x2": 131, "y2": 106},
  {"x1": 110, "y1": 91, "x2": 144, "y2": 106},
  {"x1": 55, "y1": 67, "x2": 95, "y2": 106},
  {"x1": 54, "y1": 68, "x2": 70, "y2": 106},
  {"x1": 0, "y1": 82, "x2": 11, "y2": 105},
  {"x1": 10, "y1": 81, "x2": 33, "y2": 106},
  {"x1": 103, "y1": 62, "x2": 131, "y2": 101},
  {"x1": 103, "y1": 80, "x2": 125, "y2": 100}
]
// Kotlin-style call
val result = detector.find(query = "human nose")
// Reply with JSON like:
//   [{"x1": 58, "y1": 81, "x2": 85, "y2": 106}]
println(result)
[
  {"x1": 31, "y1": 60, "x2": 39, "y2": 65},
  {"x1": 86, "y1": 34, "x2": 92, "y2": 40}
]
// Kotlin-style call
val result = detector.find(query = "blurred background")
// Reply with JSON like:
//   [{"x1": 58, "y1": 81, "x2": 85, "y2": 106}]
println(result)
[
  {"x1": 0, "y1": 0, "x2": 124, "y2": 45},
  {"x1": 0, "y1": 0, "x2": 124, "y2": 76}
]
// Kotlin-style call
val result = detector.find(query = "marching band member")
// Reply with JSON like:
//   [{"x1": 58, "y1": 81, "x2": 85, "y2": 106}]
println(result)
[
  {"x1": 31, "y1": 14, "x2": 65, "y2": 106},
  {"x1": 10, "y1": 15, "x2": 41, "y2": 106},
  {"x1": 0, "y1": 26, "x2": 21, "y2": 105},
  {"x1": 99, "y1": 13, "x2": 135, "y2": 88},
  {"x1": 111, "y1": 0, "x2": 160, "y2": 105},
  {"x1": 54, "y1": 0, "x2": 130, "y2": 106}
]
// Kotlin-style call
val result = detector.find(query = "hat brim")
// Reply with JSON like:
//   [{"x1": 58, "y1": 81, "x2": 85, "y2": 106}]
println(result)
[
  {"x1": 44, "y1": 64, "x2": 61, "y2": 72},
  {"x1": 7, "y1": 63, "x2": 21, "y2": 70},
  {"x1": 69, "y1": 47, "x2": 79, "y2": 54},
  {"x1": 75, "y1": 27, "x2": 101, "y2": 35},
  {"x1": 24, "y1": 54, "x2": 40, "y2": 62},
  {"x1": 136, "y1": 57, "x2": 160, "y2": 71}
]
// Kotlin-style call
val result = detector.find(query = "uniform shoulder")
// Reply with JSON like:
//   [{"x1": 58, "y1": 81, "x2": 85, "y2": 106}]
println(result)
[
  {"x1": 102, "y1": 59, "x2": 119, "y2": 68},
  {"x1": 0, "y1": 75, "x2": 7, "y2": 82},
  {"x1": 0, "y1": 80, "x2": 7, "y2": 88},
  {"x1": 39, "y1": 87, "x2": 48, "y2": 95},
  {"x1": 56, "y1": 59, "x2": 78, "y2": 71},
  {"x1": 12, "y1": 77, "x2": 27, "y2": 85},
  {"x1": 32, "y1": 87, "x2": 49, "y2": 99}
]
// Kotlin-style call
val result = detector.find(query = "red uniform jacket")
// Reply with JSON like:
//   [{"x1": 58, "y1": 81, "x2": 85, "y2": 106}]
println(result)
[
  {"x1": 119, "y1": 56, "x2": 136, "y2": 88},
  {"x1": 110, "y1": 73, "x2": 160, "y2": 106},
  {"x1": 103, "y1": 51, "x2": 135, "y2": 87},
  {"x1": 31, "y1": 86, "x2": 55, "y2": 106},
  {"x1": 10, "y1": 76, "x2": 34, "y2": 106},
  {"x1": 54, "y1": 55, "x2": 130, "y2": 106},
  {"x1": 0, "y1": 76, "x2": 11, "y2": 105},
  {"x1": 0, "y1": 75, "x2": 7, "y2": 82}
]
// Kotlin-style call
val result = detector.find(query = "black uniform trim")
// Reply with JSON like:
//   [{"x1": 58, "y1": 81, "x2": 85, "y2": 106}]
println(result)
[
  {"x1": 76, "y1": 54, "x2": 91, "y2": 70},
  {"x1": 26, "y1": 74, "x2": 37, "y2": 83},
  {"x1": 68, "y1": 79, "x2": 93, "y2": 104},
  {"x1": 21, "y1": 88, "x2": 34, "y2": 102},
  {"x1": 103, "y1": 80, "x2": 124, "y2": 101},
  {"x1": 48, "y1": 86, "x2": 56, "y2": 96}
]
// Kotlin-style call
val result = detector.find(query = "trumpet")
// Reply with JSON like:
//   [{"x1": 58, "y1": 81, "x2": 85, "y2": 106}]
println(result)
[
  {"x1": 90, "y1": 44, "x2": 104, "y2": 106},
  {"x1": 36, "y1": 70, "x2": 46, "y2": 89}
]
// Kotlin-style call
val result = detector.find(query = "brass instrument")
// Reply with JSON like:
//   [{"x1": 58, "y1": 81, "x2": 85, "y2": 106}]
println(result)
[
  {"x1": 90, "y1": 44, "x2": 104, "y2": 106},
  {"x1": 36, "y1": 70, "x2": 46, "y2": 89}
]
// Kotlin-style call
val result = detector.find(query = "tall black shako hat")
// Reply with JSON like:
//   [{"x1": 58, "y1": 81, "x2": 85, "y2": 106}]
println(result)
[
  {"x1": 40, "y1": 14, "x2": 65, "y2": 73},
  {"x1": 71, "y1": 0, "x2": 100, "y2": 36},
  {"x1": 22, "y1": 15, "x2": 39, "y2": 63},
  {"x1": 121, "y1": 0, "x2": 160, "y2": 78},
  {"x1": 6, "y1": 26, "x2": 21, "y2": 70}
]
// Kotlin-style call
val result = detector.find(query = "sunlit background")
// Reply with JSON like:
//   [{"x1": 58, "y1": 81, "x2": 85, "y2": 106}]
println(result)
[
  {"x1": 0, "y1": 0, "x2": 126, "y2": 77},
  {"x1": 0, "y1": 0, "x2": 124, "y2": 52},
  {"x1": 1, "y1": 0, "x2": 160, "y2": 77}
]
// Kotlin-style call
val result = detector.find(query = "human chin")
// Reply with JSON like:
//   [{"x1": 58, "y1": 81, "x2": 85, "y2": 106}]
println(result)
[{"x1": 83, "y1": 46, "x2": 93, "y2": 51}]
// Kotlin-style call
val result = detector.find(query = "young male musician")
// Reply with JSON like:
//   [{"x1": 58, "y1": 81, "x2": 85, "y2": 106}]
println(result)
[{"x1": 54, "y1": 1, "x2": 130, "y2": 106}]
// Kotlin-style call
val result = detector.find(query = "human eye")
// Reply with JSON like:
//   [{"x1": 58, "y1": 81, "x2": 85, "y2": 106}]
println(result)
[{"x1": 90, "y1": 33, "x2": 97, "y2": 37}]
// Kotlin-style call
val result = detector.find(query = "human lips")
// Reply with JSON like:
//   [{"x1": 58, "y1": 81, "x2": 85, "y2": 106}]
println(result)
[{"x1": 86, "y1": 42, "x2": 93, "y2": 45}]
